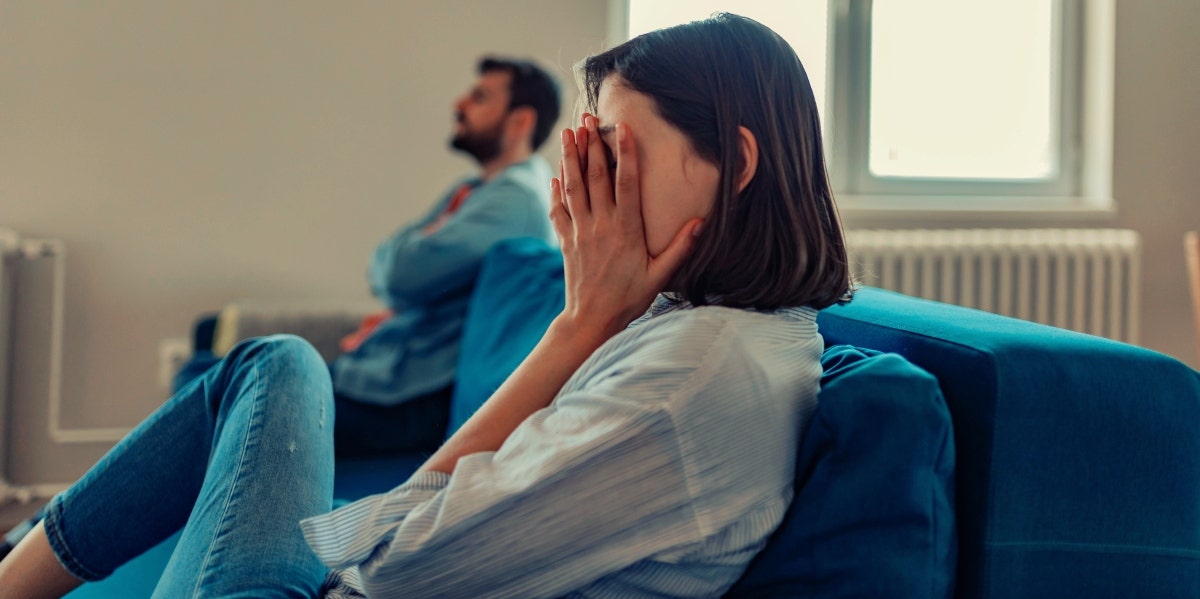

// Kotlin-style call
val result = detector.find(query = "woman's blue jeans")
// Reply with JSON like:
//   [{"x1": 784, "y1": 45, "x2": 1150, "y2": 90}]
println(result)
[{"x1": 42, "y1": 335, "x2": 336, "y2": 598}]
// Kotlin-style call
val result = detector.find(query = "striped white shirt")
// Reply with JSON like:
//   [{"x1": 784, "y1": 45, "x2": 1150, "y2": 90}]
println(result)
[{"x1": 303, "y1": 296, "x2": 823, "y2": 598}]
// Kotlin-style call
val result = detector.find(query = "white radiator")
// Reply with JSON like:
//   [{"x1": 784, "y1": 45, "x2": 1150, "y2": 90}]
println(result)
[
  {"x1": 845, "y1": 229, "x2": 1141, "y2": 344},
  {"x1": 0, "y1": 229, "x2": 17, "y2": 439},
  {"x1": 0, "y1": 228, "x2": 76, "y2": 506},
  {"x1": 0, "y1": 228, "x2": 25, "y2": 503}
]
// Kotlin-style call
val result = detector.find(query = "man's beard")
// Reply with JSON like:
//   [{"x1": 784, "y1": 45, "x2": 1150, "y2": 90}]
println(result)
[{"x1": 450, "y1": 120, "x2": 504, "y2": 164}]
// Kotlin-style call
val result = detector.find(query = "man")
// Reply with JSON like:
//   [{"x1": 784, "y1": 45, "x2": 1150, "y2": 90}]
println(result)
[
  {"x1": 0, "y1": 56, "x2": 562, "y2": 564},
  {"x1": 329, "y1": 56, "x2": 561, "y2": 456}
]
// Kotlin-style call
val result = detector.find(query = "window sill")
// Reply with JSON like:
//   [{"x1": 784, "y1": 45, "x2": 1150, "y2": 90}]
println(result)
[{"x1": 836, "y1": 195, "x2": 1117, "y2": 227}]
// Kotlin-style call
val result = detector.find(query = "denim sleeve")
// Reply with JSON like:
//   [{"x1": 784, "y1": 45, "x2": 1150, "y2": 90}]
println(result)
[{"x1": 367, "y1": 180, "x2": 544, "y2": 309}]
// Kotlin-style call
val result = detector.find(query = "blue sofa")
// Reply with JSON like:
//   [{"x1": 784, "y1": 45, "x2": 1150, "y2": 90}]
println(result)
[{"x1": 69, "y1": 238, "x2": 1200, "y2": 598}]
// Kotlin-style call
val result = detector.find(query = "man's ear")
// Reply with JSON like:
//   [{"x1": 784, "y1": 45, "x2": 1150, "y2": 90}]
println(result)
[
  {"x1": 736, "y1": 126, "x2": 759, "y2": 193},
  {"x1": 506, "y1": 106, "x2": 538, "y2": 144}
]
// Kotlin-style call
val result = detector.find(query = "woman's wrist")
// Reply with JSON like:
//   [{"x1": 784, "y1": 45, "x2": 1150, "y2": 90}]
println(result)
[{"x1": 547, "y1": 311, "x2": 626, "y2": 355}]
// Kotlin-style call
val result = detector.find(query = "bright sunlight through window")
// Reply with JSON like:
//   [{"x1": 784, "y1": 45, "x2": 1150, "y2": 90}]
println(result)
[{"x1": 869, "y1": 0, "x2": 1057, "y2": 180}]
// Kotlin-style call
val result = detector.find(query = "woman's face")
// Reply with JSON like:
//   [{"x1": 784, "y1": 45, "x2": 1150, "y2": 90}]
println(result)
[{"x1": 594, "y1": 76, "x2": 720, "y2": 257}]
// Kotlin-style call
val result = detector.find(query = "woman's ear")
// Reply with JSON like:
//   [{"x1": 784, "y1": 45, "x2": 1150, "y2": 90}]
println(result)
[{"x1": 736, "y1": 126, "x2": 759, "y2": 193}]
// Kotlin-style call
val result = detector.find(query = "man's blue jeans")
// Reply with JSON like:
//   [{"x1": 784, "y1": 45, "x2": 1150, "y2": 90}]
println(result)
[{"x1": 42, "y1": 335, "x2": 335, "y2": 598}]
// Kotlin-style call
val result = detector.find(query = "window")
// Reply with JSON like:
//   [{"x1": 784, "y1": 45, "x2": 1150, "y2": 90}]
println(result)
[{"x1": 619, "y1": 0, "x2": 1114, "y2": 217}]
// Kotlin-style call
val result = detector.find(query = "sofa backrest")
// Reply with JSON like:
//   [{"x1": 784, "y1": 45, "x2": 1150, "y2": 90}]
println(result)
[
  {"x1": 818, "y1": 288, "x2": 1200, "y2": 598},
  {"x1": 448, "y1": 237, "x2": 565, "y2": 436}
]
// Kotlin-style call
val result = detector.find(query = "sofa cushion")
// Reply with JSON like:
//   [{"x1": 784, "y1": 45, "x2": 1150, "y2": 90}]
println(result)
[
  {"x1": 448, "y1": 237, "x2": 565, "y2": 437},
  {"x1": 725, "y1": 344, "x2": 956, "y2": 598}
]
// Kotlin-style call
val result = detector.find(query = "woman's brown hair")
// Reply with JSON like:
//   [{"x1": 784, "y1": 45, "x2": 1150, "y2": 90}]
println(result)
[{"x1": 580, "y1": 13, "x2": 852, "y2": 310}]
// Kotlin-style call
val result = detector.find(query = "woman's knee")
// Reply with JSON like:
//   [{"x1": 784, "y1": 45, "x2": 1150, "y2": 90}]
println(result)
[
  {"x1": 220, "y1": 335, "x2": 333, "y2": 408},
  {"x1": 227, "y1": 334, "x2": 324, "y2": 372},
  {"x1": 256, "y1": 334, "x2": 324, "y2": 367}
]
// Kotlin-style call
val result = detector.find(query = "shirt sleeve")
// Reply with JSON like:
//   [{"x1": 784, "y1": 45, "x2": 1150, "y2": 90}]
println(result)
[
  {"x1": 367, "y1": 180, "x2": 544, "y2": 309},
  {"x1": 301, "y1": 376, "x2": 704, "y2": 599}
]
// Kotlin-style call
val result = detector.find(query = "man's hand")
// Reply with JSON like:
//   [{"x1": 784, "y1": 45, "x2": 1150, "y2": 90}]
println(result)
[{"x1": 420, "y1": 213, "x2": 452, "y2": 236}]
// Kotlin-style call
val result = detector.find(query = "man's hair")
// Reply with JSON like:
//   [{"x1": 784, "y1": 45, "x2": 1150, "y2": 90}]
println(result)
[
  {"x1": 479, "y1": 57, "x2": 561, "y2": 151},
  {"x1": 579, "y1": 13, "x2": 852, "y2": 311}
]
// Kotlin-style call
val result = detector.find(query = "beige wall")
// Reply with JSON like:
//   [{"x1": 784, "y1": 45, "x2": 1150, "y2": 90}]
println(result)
[
  {"x1": 1, "y1": 0, "x2": 1198, "y2": 484},
  {"x1": 1110, "y1": 0, "x2": 1200, "y2": 369},
  {"x1": 0, "y1": 0, "x2": 610, "y2": 483}
]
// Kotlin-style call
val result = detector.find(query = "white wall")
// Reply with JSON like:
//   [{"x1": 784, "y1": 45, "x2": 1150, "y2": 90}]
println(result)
[{"x1": 1, "y1": 0, "x2": 1198, "y2": 485}]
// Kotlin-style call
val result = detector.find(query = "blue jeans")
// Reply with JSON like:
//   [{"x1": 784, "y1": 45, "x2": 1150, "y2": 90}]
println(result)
[
  {"x1": 176, "y1": 350, "x2": 451, "y2": 458},
  {"x1": 43, "y1": 335, "x2": 336, "y2": 598}
]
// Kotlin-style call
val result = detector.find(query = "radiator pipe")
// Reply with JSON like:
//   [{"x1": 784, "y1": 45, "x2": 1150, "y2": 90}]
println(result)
[{"x1": 0, "y1": 238, "x2": 67, "y2": 506}]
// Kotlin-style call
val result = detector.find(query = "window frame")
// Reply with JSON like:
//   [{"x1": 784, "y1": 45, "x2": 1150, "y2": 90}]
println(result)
[{"x1": 609, "y1": 0, "x2": 1116, "y2": 221}]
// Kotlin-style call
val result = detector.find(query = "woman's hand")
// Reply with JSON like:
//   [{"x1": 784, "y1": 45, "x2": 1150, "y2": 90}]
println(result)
[
  {"x1": 418, "y1": 116, "x2": 702, "y2": 476},
  {"x1": 550, "y1": 115, "x2": 703, "y2": 343}
]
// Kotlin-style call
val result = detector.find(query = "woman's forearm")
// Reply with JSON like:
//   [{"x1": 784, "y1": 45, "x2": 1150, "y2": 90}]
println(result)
[{"x1": 418, "y1": 314, "x2": 614, "y2": 475}]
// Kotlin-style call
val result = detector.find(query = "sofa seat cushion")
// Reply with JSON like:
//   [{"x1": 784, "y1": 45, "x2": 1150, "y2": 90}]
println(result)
[{"x1": 726, "y1": 345, "x2": 956, "y2": 598}]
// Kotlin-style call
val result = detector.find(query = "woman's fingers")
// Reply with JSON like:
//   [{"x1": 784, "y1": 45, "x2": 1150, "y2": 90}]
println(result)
[
  {"x1": 613, "y1": 123, "x2": 643, "y2": 238},
  {"x1": 549, "y1": 174, "x2": 572, "y2": 246},
  {"x1": 558, "y1": 159, "x2": 567, "y2": 215},
  {"x1": 577, "y1": 114, "x2": 590, "y2": 162},
  {"x1": 649, "y1": 218, "x2": 704, "y2": 288},
  {"x1": 609, "y1": 122, "x2": 699, "y2": 288},
  {"x1": 584, "y1": 115, "x2": 615, "y2": 216},
  {"x1": 560, "y1": 127, "x2": 591, "y2": 218}
]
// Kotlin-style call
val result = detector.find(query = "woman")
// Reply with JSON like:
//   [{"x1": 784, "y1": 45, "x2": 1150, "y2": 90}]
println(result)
[{"x1": 0, "y1": 13, "x2": 850, "y2": 599}]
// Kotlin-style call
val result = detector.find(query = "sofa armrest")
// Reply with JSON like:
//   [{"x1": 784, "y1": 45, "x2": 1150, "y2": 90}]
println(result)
[
  {"x1": 212, "y1": 298, "x2": 381, "y2": 362},
  {"x1": 818, "y1": 287, "x2": 1200, "y2": 598}
]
